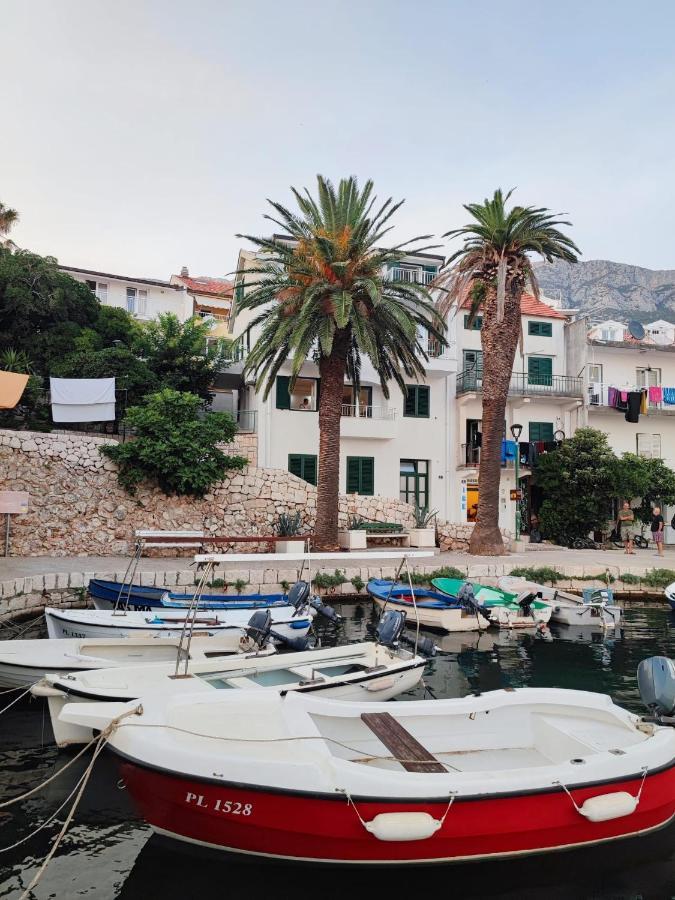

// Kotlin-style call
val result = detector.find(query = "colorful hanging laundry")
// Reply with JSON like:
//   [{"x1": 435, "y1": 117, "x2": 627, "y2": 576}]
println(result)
[
  {"x1": 640, "y1": 390, "x2": 648, "y2": 415},
  {"x1": 49, "y1": 377, "x2": 116, "y2": 422},
  {"x1": 663, "y1": 388, "x2": 675, "y2": 405},
  {"x1": 625, "y1": 391, "x2": 642, "y2": 423},
  {"x1": 0, "y1": 371, "x2": 29, "y2": 409},
  {"x1": 649, "y1": 386, "x2": 663, "y2": 404}
]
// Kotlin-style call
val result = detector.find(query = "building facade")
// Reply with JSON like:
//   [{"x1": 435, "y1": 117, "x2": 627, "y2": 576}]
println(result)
[{"x1": 61, "y1": 265, "x2": 191, "y2": 321}]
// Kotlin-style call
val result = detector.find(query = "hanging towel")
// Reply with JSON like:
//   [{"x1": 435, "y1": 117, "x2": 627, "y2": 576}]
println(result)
[
  {"x1": 625, "y1": 391, "x2": 642, "y2": 423},
  {"x1": 0, "y1": 371, "x2": 29, "y2": 409},
  {"x1": 620, "y1": 390, "x2": 629, "y2": 402},
  {"x1": 504, "y1": 440, "x2": 517, "y2": 460},
  {"x1": 664, "y1": 388, "x2": 675, "y2": 405},
  {"x1": 50, "y1": 377, "x2": 116, "y2": 422},
  {"x1": 649, "y1": 386, "x2": 663, "y2": 404},
  {"x1": 607, "y1": 386, "x2": 618, "y2": 408},
  {"x1": 519, "y1": 442, "x2": 530, "y2": 465},
  {"x1": 640, "y1": 389, "x2": 648, "y2": 414}
]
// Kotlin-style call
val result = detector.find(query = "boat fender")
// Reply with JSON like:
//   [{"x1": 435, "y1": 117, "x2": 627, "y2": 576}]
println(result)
[
  {"x1": 364, "y1": 676, "x2": 397, "y2": 692},
  {"x1": 364, "y1": 812, "x2": 442, "y2": 842},
  {"x1": 577, "y1": 792, "x2": 639, "y2": 822}
]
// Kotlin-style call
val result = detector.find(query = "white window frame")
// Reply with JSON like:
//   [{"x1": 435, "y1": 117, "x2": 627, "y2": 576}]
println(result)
[
  {"x1": 636, "y1": 367, "x2": 661, "y2": 388},
  {"x1": 126, "y1": 287, "x2": 148, "y2": 317},
  {"x1": 637, "y1": 433, "x2": 661, "y2": 459}
]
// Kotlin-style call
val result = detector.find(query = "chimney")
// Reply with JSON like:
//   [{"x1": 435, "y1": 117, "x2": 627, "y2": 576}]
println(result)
[{"x1": 180, "y1": 265, "x2": 189, "y2": 277}]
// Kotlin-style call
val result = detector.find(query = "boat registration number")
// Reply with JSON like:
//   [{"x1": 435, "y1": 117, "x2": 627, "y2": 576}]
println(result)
[{"x1": 185, "y1": 791, "x2": 252, "y2": 815}]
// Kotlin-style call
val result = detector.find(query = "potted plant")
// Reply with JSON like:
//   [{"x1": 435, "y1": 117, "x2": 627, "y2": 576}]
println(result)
[
  {"x1": 338, "y1": 514, "x2": 368, "y2": 550},
  {"x1": 276, "y1": 512, "x2": 306, "y2": 553},
  {"x1": 409, "y1": 505, "x2": 438, "y2": 548}
]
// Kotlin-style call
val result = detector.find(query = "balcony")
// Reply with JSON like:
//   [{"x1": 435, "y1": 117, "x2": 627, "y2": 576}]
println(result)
[
  {"x1": 588, "y1": 384, "x2": 675, "y2": 416},
  {"x1": 340, "y1": 404, "x2": 398, "y2": 440},
  {"x1": 458, "y1": 444, "x2": 517, "y2": 470},
  {"x1": 235, "y1": 409, "x2": 257, "y2": 433},
  {"x1": 388, "y1": 267, "x2": 436, "y2": 285},
  {"x1": 456, "y1": 370, "x2": 583, "y2": 399}
]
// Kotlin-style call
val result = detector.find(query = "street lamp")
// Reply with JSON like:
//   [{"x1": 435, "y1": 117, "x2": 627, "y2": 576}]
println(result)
[{"x1": 510, "y1": 423, "x2": 523, "y2": 538}]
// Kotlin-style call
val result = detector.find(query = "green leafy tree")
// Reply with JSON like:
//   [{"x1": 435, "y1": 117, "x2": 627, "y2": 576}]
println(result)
[
  {"x1": 0, "y1": 202, "x2": 18, "y2": 247},
  {"x1": 0, "y1": 347, "x2": 48, "y2": 430},
  {"x1": 438, "y1": 189, "x2": 579, "y2": 554},
  {"x1": 238, "y1": 175, "x2": 446, "y2": 550},
  {"x1": 72, "y1": 306, "x2": 141, "y2": 353},
  {"x1": 101, "y1": 389, "x2": 247, "y2": 496},
  {"x1": 535, "y1": 429, "x2": 618, "y2": 543},
  {"x1": 616, "y1": 454, "x2": 675, "y2": 525},
  {"x1": 50, "y1": 347, "x2": 159, "y2": 406}
]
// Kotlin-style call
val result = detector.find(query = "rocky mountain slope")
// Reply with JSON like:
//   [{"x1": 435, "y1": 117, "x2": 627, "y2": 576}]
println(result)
[{"x1": 535, "y1": 260, "x2": 675, "y2": 321}]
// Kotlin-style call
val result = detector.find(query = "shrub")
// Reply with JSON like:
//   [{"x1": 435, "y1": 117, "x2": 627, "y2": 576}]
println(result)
[
  {"x1": 280, "y1": 579, "x2": 291, "y2": 592},
  {"x1": 576, "y1": 572, "x2": 615, "y2": 584},
  {"x1": 412, "y1": 505, "x2": 438, "y2": 528},
  {"x1": 101, "y1": 389, "x2": 247, "y2": 496},
  {"x1": 350, "y1": 575, "x2": 365, "y2": 593},
  {"x1": 347, "y1": 515, "x2": 365, "y2": 530},
  {"x1": 619, "y1": 573, "x2": 641, "y2": 585},
  {"x1": 233, "y1": 578, "x2": 249, "y2": 594},
  {"x1": 208, "y1": 578, "x2": 227, "y2": 589},
  {"x1": 642, "y1": 569, "x2": 675, "y2": 589},
  {"x1": 409, "y1": 565, "x2": 465, "y2": 586},
  {"x1": 508, "y1": 566, "x2": 563, "y2": 584},
  {"x1": 277, "y1": 512, "x2": 302, "y2": 537},
  {"x1": 313, "y1": 570, "x2": 347, "y2": 593}
]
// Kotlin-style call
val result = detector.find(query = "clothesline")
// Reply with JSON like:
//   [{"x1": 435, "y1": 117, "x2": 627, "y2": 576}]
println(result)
[{"x1": 591, "y1": 383, "x2": 675, "y2": 423}]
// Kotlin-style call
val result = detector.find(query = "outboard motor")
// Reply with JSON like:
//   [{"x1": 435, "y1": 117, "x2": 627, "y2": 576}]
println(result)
[
  {"x1": 638, "y1": 656, "x2": 675, "y2": 723},
  {"x1": 458, "y1": 582, "x2": 492, "y2": 623},
  {"x1": 245, "y1": 609, "x2": 272, "y2": 650},
  {"x1": 309, "y1": 595, "x2": 341, "y2": 623},
  {"x1": 518, "y1": 591, "x2": 538, "y2": 617},
  {"x1": 376, "y1": 610, "x2": 437, "y2": 657},
  {"x1": 287, "y1": 581, "x2": 311, "y2": 615}
]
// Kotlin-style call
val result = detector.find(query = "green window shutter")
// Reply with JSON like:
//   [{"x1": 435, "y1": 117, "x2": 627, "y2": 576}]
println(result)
[
  {"x1": 529, "y1": 422, "x2": 554, "y2": 442},
  {"x1": 303, "y1": 455, "x2": 317, "y2": 486},
  {"x1": 360, "y1": 457, "x2": 374, "y2": 495},
  {"x1": 346, "y1": 457, "x2": 361, "y2": 493},
  {"x1": 276, "y1": 376, "x2": 290, "y2": 409},
  {"x1": 288, "y1": 454, "x2": 303, "y2": 478},
  {"x1": 528, "y1": 357, "x2": 553, "y2": 385},
  {"x1": 404, "y1": 386, "x2": 417, "y2": 417},
  {"x1": 417, "y1": 386, "x2": 430, "y2": 417}
]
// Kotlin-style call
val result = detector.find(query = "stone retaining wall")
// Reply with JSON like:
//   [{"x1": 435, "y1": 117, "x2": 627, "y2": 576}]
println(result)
[{"x1": 0, "y1": 429, "x2": 443, "y2": 557}]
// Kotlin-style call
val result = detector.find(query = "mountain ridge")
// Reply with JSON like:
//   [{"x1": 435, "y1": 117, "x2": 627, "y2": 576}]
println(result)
[{"x1": 534, "y1": 259, "x2": 675, "y2": 322}]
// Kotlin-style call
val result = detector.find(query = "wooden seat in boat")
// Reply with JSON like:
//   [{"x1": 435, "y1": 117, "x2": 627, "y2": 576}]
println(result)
[{"x1": 360, "y1": 712, "x2": 446, "y2": 773}]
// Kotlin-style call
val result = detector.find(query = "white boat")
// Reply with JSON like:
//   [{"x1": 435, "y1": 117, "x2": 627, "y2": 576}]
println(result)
[
  {"x1": 44, "y1": 603, "x2": 313, "y2": 644},
  {"x1": 57, "y1": 658, "x2": 675, "y2": 864},
  {"x1": 0, "y1": 631, "x2": 277, "y2": 689},
  {"x1": 499, "y1": 577, "x2": 623, "y2": 628},
  {"x1": 36, "y1": 636, "x2": 427, "y2": 746},
  {"x1": 367, "y1": 580, "x2": 489, "y2": 633}
]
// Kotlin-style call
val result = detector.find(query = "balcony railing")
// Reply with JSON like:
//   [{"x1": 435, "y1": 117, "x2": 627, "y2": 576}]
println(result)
[
  {"x1": 388, "y1": 267, "x2": 436, "y2": 285},
  {"x1": 235, "y1": 409, "x2": 257, "y2": 432},
  {"x1": 459, "y1": 444, "x2": 516, "y2": 469},
  {"x1": 340, "y1": 404, "x2": 396, "y2": 420},
  {"x1": 588, "y1": 383, "x2": 674, "y2": 413},
  {"x1": 456, "y1": 370, "x2": 583, "y2": 397}
]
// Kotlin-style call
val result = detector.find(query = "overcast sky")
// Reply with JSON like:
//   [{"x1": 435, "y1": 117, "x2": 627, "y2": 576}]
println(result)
[{"x1": 3, "y1": 0, "x2": 675, "y2": 279}]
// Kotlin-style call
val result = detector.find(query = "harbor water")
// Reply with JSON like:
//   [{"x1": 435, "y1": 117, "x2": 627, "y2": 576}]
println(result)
[{"x1": 1, "y1": 602, "x2": 674, "y2": 898}]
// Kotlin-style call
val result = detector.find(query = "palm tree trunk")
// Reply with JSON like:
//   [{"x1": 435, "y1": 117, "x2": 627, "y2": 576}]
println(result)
[
  {"x1": 468, "y1": 285, "x2": 522, "y2": 556},
  {"x1": 314, "y1": 331, "x2": 350, "y2": 551}
]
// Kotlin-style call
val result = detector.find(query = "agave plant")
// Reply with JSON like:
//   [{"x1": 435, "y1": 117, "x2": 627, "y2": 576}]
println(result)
[
  {"x1": 237, "y1": 175, "x2": 446, "y2": 550},
  {"x1": 277, "y1": 511, "x2": 303, "y2": 537},
  {"x1": 0, "y1": 347, "x2": 33, "y2": 374},
  {"x1": 413, "y1": 505, "x2": 438, "y2": 528}
]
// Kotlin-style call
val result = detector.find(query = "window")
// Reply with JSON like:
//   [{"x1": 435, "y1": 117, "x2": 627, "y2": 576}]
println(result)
[
  {"x1": 288, "y1": 454, "x2": 317, "y2": 485},
  {"x1": 528, "y1": 321, "x2": 553, "y2": 337},
  {"x1": 463, "y1": 314, "x2": 483, "y2": 331},
  {"x1": 529, "y1": 422, "x2": 554, "y2": 442},
  {"x1": 275, "y1": 376, "x2": 320, "y2": 411},
  {"x1": 588, "y1": 363, "x2": 603, "y2": 384},
  {"x1": 636, "y1": 368, "x2": 661, "y2": 388},
  {"x1": 126, "y1": 287, "x2": 147, "y2": 316},
  {"x1": 400, "y1": 459, "x2": 429, "y2": 509},
  {"x1": 527, "y1": 356, "x2": 553, "y2": 386},
  {"x1": 85, "y1": 279, "x2": 107, "y2": 303},
  {"x1": 346, "y1": 457, "x2": 374, "y2": 495},
  {"x1": 341, "y1": 385, "x2": 372, "y2": 417},
  {"x1": 637, "y1": 434, "x2": 661, "y2": 459},
  {"x1": 403, "y1": 385, "x2": 430, "y2": 418}
]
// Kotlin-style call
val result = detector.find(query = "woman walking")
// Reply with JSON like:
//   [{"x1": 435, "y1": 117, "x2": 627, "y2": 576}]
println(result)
[
  {"x1": 617, "y1": 501, "x2": 635, "y2": 554},
  {"x1": 651, "y1": 505, "x2": 665, "y2": 558}
]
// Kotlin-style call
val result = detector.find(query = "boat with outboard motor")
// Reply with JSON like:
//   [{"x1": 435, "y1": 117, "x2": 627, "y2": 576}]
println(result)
[
  {"x1": 34, "y1": 609, "x2": 429, "y2": 746},
  {"x1": 431, "y1": 578, "x2": 552, "y2": 629},
  {"x1": 45, "y1": 581, "x2": 316, "y2": 644},
  {"x1": 367, "y1": 579, "x2": 490, "y2": 633},
  {"x1": 499, "y1": 577, "x2": 622, "y2": 628},
  {"x1": 57, "y1": 655, "x2": 675, "y2": 865},
  {"x1": 88, "y1": 578, "x2": 290, "y2": 612}
]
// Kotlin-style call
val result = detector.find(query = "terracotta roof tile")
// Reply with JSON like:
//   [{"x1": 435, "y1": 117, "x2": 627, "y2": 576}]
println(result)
[
  {"x1": 174, "y1": 275, "x2": 234, "y2": 297},
  {"x1": 461, "y1": 291, "x2": 566, "y2": 319}
]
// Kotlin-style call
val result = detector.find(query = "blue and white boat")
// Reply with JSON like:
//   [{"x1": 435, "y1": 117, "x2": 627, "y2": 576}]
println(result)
[
  {"x1": 88, "y1": 579, "x2": 288, "y2": 612},
  {"x1": 367, "y1": 579, "x2": 489, "y2": 633},
  {"x1": 665, "y1": 581, "x2": 675, "y2": 612}
]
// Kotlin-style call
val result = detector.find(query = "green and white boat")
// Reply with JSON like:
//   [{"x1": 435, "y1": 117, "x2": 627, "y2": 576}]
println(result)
[{"x1": 431, "y1": 578, "x2": 552, "y2": 629}]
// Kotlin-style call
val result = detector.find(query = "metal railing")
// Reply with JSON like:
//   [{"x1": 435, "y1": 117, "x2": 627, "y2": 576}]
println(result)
[
  {"x1": 388, "y1": 267, "x2": 436, "y2": 285},
  {"x1": 588, "y1": 384, "x2": 673, "y2": 412},
  {"x1": 341, "y1": 404, "x2": 396, "y2": 420},
  {"x1": 426, "y1": 338, "x2": 453, "y2": 360},
  {"x1": 459, "y1": 444, "x2": 516, "y2": 469},
  {"x1": 456, "y1": 369, "x2": 583, "y2": 397},
  {"x1": 235, "y1": 409, "x2": 257, "y2": 432}
]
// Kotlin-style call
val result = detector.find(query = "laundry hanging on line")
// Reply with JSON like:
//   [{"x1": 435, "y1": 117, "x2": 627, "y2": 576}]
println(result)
[
  {"x1": 49, "y1": 377, "x2": 116, "y2": 422},
  {"x1": 0, "y1": 371, "x2": 30, "y2": 409}
]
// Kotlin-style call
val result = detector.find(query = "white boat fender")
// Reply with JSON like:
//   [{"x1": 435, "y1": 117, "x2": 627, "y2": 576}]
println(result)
[
  {"x1": 556, "y1": 767, "x2": 648, "y2": 823},
  {"x1": 343, "y1": 790, "x2": 455, "y2": 841},
  {"x1": 363, "y1": 676, "x2": 397, "y2": 692}
]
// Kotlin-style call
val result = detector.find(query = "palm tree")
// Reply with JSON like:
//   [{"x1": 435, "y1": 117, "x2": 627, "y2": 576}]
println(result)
[
  {"x1": 438, "y1": 189, "x2": 579, "y2": 556},
  {"x1": 236, "y1": 175, "x2": 446, "y2": 550},
  {"x1": 0, "y1": 202, "x2": 19, "y2": 247}
]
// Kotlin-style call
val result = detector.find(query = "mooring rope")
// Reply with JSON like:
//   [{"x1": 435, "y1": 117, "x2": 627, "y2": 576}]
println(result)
[{"x1": 0, "y1": 685, "x2": 35, "y2": 716}]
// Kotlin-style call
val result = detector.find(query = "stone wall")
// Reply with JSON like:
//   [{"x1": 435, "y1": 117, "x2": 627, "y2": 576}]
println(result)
[{"x1": 0, "y1": 429, "x2": 423, "y2": 556}]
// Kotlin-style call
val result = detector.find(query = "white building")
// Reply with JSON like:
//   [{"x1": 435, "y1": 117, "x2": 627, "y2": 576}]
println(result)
[
  {"x1": 228, "y1": 248, "x2": 456, "y2": 519},
  {"x1": 451, "y1": 294, "x2": 585, "y2": 533},
  {"x1": 61, "y1": 265, "x2": 192, "y2": 321}
]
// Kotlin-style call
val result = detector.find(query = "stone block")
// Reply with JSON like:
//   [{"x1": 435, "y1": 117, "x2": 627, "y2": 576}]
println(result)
[
  {"x1": 176, "y1": 570, "x2": 196, "y2": 585},
  {"x1": 68, "y1": 572, "x2": 84, "y2": 589},
  {"x1": 43, "y1": 573, "x2": 57, "y2": 590}
]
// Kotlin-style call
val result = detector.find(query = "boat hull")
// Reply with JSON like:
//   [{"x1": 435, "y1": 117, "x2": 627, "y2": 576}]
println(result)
[
  {"x1": 549, "y1": 604, "x2": 623, "y2": 627},
  {"x1": 370, "y1": 596, "x2": 488, "y2": 633},
  {"x1": 88, "y1": 579, "x2": 288, "y2": 612},
  {"x1": 117, "y1": 759, "x2": 675, "y2": 865}
]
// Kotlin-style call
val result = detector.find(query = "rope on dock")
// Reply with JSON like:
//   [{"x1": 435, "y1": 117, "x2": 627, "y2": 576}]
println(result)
[{"x1": 0, "y1": 684, "x2": 35, "y2": 716}]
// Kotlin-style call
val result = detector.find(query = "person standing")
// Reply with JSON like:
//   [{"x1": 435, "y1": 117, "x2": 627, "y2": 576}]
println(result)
[
  {"x1": 651, "y1": 505, "x2": 665, "y2": 558},
  {"x1": 617, "y1": 501, "x2": 635, "y2": 554}
]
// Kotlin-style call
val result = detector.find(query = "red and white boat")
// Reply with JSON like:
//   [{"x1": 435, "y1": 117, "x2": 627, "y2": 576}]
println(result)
[{"x1": 60, "y1": 668, "x2": 675, "y2": 865}]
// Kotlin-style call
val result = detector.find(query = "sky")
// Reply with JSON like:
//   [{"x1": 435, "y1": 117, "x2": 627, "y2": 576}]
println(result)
[{"x1": 2, "y1": 0, "x2": 675, "y2": 280}]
